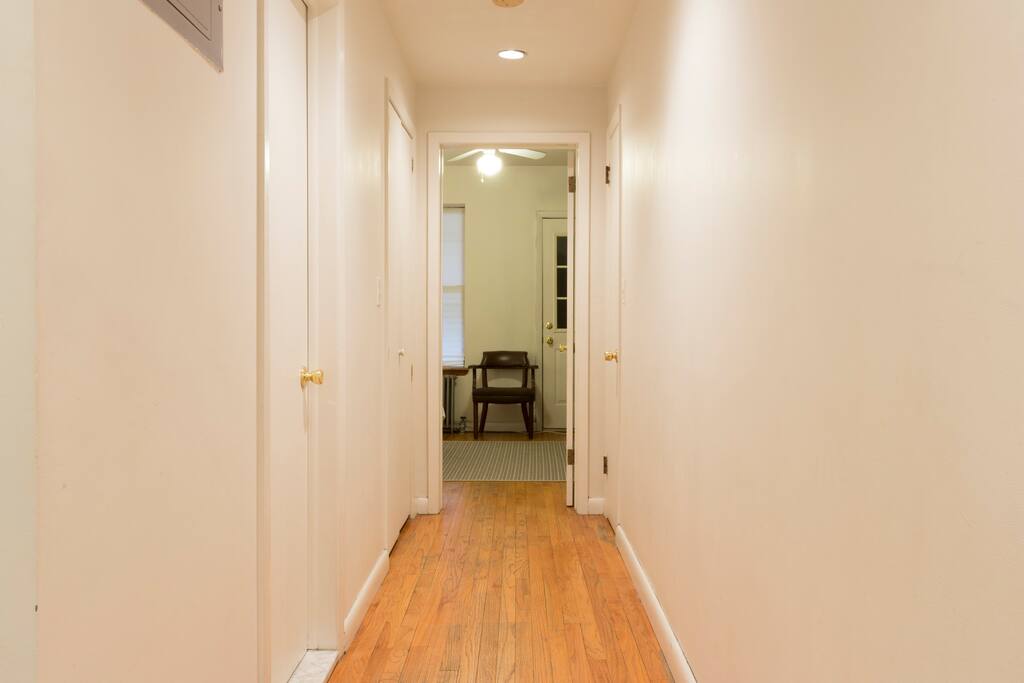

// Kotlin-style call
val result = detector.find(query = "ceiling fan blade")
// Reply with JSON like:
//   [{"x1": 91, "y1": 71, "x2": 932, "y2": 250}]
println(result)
[
  {"x1": 447, "y1": 149, "x2": 485, "y2": 162},
  {"x1": 499, "y1": 148, "x2": 546, "y2": 160}
]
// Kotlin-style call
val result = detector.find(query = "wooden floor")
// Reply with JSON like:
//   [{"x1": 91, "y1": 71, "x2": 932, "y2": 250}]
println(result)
[
  {"x1": 443, "y1": 431, "x2": 566, "y2": 442},
  {"x1": 330, "y1": 482, "x2": 672, "y2": 682}
]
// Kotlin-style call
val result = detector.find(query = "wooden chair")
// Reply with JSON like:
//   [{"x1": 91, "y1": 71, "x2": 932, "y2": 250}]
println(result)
[{"x1": 469, "y1": 351, "x2": 537, "y2": 439}]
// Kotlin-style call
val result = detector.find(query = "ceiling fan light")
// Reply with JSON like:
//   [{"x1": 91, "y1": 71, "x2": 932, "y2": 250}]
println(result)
[
  {"x1": 498, "y1": 49, "x2": 527, "y2": 61},
  {"x1": 477, "y1": 152, "x2": 503, "y2": 176}
]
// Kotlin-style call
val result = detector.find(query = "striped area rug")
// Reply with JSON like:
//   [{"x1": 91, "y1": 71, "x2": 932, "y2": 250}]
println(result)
[{"x1": 443, "y1": 441, "x2": 566, "y2": 482}]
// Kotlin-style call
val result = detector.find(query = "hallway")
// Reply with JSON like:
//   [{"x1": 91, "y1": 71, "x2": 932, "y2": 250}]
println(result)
[
  {"x1": 332, "y1": 483, "x2": 671, "y2": 682},
  {"x1": 6, "y1": 0, "x2": 1024, "y2": 682}
]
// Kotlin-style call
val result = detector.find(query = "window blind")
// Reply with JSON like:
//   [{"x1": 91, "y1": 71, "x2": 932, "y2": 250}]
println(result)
[{"x1": 442, "y1": 207, "x2": 465, "y2": 366}]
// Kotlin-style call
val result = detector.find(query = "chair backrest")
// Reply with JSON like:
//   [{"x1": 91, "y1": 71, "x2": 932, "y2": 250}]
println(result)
[
  {"x1": 480, "y1": 350, "x2": 529, "y2": 368},
  {"x1": 478, "y1": 351, "x2": 530, "y2": 389}
]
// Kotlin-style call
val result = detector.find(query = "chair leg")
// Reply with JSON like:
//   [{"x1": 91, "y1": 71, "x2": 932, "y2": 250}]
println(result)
[
  {"x1": 472, "y1": 401, "x2": 479, "y2": 440},
  {"x1": 479, "y1": 403, "x2": 489, "y2": 434},
  {"x1": 521, "y1": 402, "x2": 533, "y2": 439}
]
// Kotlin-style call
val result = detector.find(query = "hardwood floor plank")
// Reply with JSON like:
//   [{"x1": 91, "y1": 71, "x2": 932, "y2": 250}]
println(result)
[{"x1": 330, "y1": 483, "x2": 669, "y2": 683}]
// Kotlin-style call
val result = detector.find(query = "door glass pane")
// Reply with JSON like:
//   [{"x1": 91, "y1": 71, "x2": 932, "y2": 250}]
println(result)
[
  {"x1": 556, "y1": 236, "x2": 567, "y2": 265},
  {"x1": 557, "y1": 267, "x2": 567, "y2": 298},
  {"x1": 556, "y1": 299, "x2": 567, "y2": 329}
]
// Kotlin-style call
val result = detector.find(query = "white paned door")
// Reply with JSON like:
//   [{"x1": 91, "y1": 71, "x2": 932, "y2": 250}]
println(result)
[{"x1": 541, "y1": 217, "x2": 570, "y2": 431}]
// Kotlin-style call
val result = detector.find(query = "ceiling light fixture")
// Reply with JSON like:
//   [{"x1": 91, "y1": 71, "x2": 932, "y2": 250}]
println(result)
[
  {"x1": 492, "y1": 0, "x2": 525, "y2": 7},
  {"x1": 498, "y1": 49, "x2": 527, "y2": 61},
  {"x1": 476, "y1": 151, "x2": 503, "y2": 176}
]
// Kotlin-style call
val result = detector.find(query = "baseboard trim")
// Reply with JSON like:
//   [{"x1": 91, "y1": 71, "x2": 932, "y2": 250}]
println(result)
[
  {"x1": 341, "y1": 551, "x2": 389, "y2": 651},
  {"x1": 413, "y1": 497, "x2": 429, "y2": 516},
  {"x1": 287, "y1": 649, "x2": 339, "y2": 683},
  {"x1": 615, "y1": 525, "x2": 698, "y2": 683},
  {"x1": 588, "y1": 497, "x2": 605, "y2": 515}
]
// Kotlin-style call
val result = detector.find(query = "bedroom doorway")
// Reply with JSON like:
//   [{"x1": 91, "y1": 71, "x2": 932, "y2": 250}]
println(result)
[{"x1": 426, "y1": 133, "x2": 593, "y2": 513}]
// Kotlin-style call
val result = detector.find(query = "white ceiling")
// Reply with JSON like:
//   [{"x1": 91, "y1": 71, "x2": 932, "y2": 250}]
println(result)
[{"x1": 381, "y1": 0, "x2": 639, "y2": 87}]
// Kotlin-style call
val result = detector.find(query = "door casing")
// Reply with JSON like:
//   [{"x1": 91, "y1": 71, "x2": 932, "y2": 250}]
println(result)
[{"x1": 426, "y1": 131, "x2": 593, "y2": 515}]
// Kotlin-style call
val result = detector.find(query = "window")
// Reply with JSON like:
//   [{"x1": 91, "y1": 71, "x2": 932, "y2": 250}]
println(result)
[
  {"x1": 442, "y1": 207, "x2": 465, "y2": 366},
  {"x1": 555, "y1": 235, "x2": 568, "y2": 329}
]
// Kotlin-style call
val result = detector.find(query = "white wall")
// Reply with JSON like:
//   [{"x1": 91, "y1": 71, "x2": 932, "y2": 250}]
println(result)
[
  {"x1": 34, "y1": 2, "x2": 258, "y2": 680},
  {"x1": 609, "y1": 0, "x2": 1024, "y2": 680},
  {"x1": 443, "y1": 164, "x2": 568, "y2": 429},
  {"x1": 0, "y1": 1, "x2": 36, "y2": 679},
  {"x1": 308, "y1": 0, "x2": 417, "y2": 648},
  {"x1": 417, "y1": 87, "x2": 608, "y2": 498}
]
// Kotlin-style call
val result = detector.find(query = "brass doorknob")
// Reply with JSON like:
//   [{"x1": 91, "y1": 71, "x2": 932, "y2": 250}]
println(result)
[
  {"x1": 545, "y1": 321, "x2": 553, "y2": 330},
  {"x1": 545, "y1": 336, "x2": 554, "y2": 346},
  {"x1": 558, "y1": 344, "x2": 568, "y2": 352},
  {"x1": 300, "y1": 367, "x2": 324, "y2": 387},
  {"x1": 604, "y1": 351, "x2": 618, "y2": 362}
]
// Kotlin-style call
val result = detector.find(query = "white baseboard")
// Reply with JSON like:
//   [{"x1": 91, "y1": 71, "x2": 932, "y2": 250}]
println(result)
[
  {"x1": 287, "y1": 650, "x2": 339, "y2": 683},
  {"x1": 413, "y1": 497, "x2": 429, "y2": 516},
  {"x1": 341, "y1": 551, "x2": 389, "y2": 651},
  {"x1": 615, "y1": 525, "x2": 698, "y2": 683},
  {"x1": 588, "y1": 497, "x2": 605, "y2": 515}
]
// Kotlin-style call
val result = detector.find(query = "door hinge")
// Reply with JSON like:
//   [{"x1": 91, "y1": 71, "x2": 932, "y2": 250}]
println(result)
[
  {"x1": 567, "y1": 448, "x2": 575, "y2": 466},
  {"x1": 605, "y1": 165, "x2": 611, "y2": 184},
  {"x1": 568, "y1": 175, "x2": 576, "y2": 193},
  {"x1": 603, "y1": 456, "x2": 608, "y2": 474}
]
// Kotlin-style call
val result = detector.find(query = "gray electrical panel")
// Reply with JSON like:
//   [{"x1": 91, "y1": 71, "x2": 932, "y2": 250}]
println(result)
[{"x1": 141, "y1": 0, "x2": 223, "y2": 71}]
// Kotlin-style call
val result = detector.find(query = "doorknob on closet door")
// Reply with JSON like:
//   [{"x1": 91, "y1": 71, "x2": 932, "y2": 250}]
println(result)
[
  {"x1": 545, "y1": 336, "x2": 554, "y2": 346},
  {"x1": 558, "y1": 344, "x2": 567, "y2": 353},
  {"x1": 300, "y1": 367, "x2": 325, "y2": 387},
  {"x1": 604, "y1": 351, "x2": 619, "y2": 362},
  {"x1": 545, "y1": 321, "x2": 553, "y2": 330}
]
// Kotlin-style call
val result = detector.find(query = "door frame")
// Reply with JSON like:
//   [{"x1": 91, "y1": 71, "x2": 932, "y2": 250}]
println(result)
[
  {"x1": 536, "y1": 210, "x2": 569, "y2": 432},
  {"x1": 426, "y1": 131, "x2": 592, "y2": 515}
]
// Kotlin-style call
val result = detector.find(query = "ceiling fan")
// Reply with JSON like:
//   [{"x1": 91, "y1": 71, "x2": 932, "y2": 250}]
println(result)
[{"x1": 446, "y1": 148, "x2": 546, "y2": 176}]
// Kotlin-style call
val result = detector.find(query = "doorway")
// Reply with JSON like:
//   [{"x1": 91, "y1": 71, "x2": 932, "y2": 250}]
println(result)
[{"x1": 426, "y1": 133, "x2": 593, "y2": 514}]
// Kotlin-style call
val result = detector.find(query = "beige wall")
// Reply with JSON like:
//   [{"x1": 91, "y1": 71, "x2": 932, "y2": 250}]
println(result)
[
  {"x1": 416, "y1": 86, "x2": 608, "y2": 498},
  {"x1": 609, "y1": 0, "x2": 1024, "y2": 680},
  {"x1": 0, "y1": 0, "x2": 36, "y2": 679},
  {"x1": 444, "y1": 164, "x2": 568, "y2": 429},
  {"x1": 34, "y1": 1, "x2": 258, "y2": 680}
]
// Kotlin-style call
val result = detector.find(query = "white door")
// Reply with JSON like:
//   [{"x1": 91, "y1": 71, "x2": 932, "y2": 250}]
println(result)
[
  {"x1": 604, "y1": 120, "x2": 622, "y2": 526},
  {"x1": 263, "y1": 0, "x2": 311, "y2": 681},
  {"x1": 385, "y1": 103, "x2": 414, "y2": 550},
  {"x1": 541, "y1": 217, "x2": 569, "y2": 431}
]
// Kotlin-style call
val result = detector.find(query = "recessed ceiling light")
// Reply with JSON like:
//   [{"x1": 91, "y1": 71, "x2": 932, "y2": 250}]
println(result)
[{"x1": 498, "y1": 49, "x2": 527, "y2": 61}]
